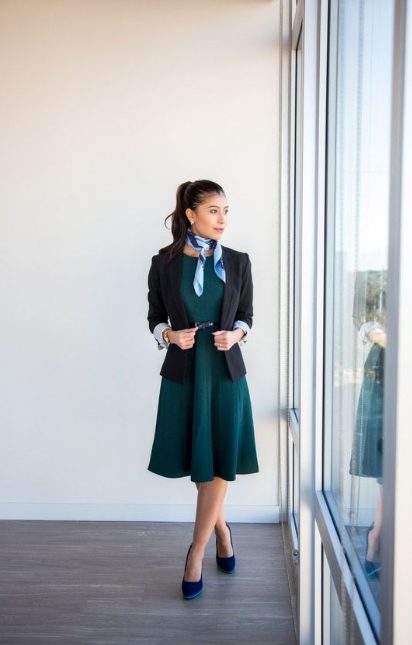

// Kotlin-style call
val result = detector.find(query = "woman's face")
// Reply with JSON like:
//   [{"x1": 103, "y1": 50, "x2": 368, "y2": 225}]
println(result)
[{"x1": 186, "y1": 192, "x2": 228, "y2": 240}]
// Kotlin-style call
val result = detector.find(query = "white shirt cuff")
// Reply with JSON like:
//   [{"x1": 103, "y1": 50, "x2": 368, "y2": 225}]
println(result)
[
  {"x1": 153, "y1": 322, "x2": 171, "y2": 350},
  {"x1": 359, "y1": 320, "x2": 380, "y2": 344},
  {"x1": 233, "y1": 320, "x2": 250, "y2": 345}
]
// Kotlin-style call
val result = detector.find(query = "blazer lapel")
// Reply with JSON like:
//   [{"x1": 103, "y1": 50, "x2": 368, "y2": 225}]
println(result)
[
  {"x1": 220, "y1": 246, "x2": 235, "y2": 327},
  {"x1": 166, "y1": 251, "x2": 189, "y2": 327}
]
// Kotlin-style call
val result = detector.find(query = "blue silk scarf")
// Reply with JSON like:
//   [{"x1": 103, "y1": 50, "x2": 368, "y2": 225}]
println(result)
[{"x1": 185, "y1": 229, "x2": 226, "y2": 296}]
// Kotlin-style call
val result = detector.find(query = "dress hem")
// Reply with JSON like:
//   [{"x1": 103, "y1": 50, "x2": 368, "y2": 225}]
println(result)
[{"x1": 147, "y1": 466, "x2": 259, "y2": 482}]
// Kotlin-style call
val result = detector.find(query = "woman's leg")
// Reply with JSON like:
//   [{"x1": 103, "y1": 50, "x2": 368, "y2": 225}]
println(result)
[
  {"x1": 367, "y1": 483, "x2": 383, "y2": 561},
  {"x1": 184, "y1": 476, "x2": 228, "y2": 582},
  {"x1": 194, "y1": 482, "x2": 233, "y2": 558}
]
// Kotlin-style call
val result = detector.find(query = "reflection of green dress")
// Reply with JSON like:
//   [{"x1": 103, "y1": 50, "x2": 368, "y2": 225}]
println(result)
[
  {"x1": 350, "y1": 343, "x2": 384, "y2": 482},
  {"x1": 148, "y1": 254, "x2": 259, "y2": 483}
]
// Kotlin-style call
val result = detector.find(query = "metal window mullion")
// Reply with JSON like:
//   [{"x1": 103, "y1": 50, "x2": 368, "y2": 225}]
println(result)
[
  {"x1": 313, "y1": 0, "x2": 330, "y2": 642},
  {"x1": 297, "y1": 0, "x2": 320, "y2": 642},
  {"x1": 381, "y1": 1, "x2": 412, "y2": 642},
  {"x1": 322, "y1": 0, "x2": 338, "y2": 498},
  {"x1": 277, "y1": 0, "x2": 292, "y2": 527}
]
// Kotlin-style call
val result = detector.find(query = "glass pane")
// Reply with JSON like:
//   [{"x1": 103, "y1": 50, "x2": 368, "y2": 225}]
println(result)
[
  {"x1": 323, "y1": 549, "x2": 366, "y2": 645},
  {"x1": 323, "y1": 553, "x2": 346, "y2": 645},
  {"x1": 323, "y1": 0, "x2": 394, "y2": 636},
  {"x1": 292, "y1": 443, "x2": 299, "y2": 533}
]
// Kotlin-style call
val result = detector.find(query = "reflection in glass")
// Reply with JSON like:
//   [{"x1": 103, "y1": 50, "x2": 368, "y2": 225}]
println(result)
[
  {"x1": 323, "y1": 0, "x2": 394, "y2": 636},
  {"x1": 350, "y1": 271, "x2": 386, "y2": 583}
]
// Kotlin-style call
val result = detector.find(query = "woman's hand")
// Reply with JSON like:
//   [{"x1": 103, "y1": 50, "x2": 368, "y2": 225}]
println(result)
[
  {"x1": 368, "y1": 328, "x2": 387, "y2": 348},
  {"x1": 168, "y1": 327, "x2": 198, "y2": 350},
  {"x1": 212, "y1": 329, "x2": 245, "y2": 351}
]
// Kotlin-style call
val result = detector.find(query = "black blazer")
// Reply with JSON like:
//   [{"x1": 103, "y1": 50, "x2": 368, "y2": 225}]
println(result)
[{"x1": 147, "y1": 246, "x2": 253, "y2": 384}]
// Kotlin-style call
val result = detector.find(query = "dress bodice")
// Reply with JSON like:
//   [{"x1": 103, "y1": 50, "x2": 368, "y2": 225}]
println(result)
[{"x1": 180, "y1": 254, "x2": 224, "y2": 323}]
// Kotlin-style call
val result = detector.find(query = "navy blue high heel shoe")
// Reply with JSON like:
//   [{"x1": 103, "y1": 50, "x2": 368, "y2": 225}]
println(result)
[
  {"x1": 364, "y1": 558, "x2": 381, "y2": 579},
  {"x1": 181, "y1": 543, "x2": 203, "y2": 599},
  {"x1": 216, "y1": 522, "x2": 236, "y2": 574}
]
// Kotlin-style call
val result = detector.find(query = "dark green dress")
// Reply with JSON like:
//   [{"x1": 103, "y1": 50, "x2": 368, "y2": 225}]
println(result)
[
  {"x1": 147, "y1": 253, "x2": 259, "y2": 483},
  {"x1": 349, "y1": 343, "x2": 384, "y2": 484}
]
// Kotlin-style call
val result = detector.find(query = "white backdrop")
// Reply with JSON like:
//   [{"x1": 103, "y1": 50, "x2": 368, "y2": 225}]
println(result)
[{"x1": 0, "y1": 0, "x2": 280, "y2": 521}]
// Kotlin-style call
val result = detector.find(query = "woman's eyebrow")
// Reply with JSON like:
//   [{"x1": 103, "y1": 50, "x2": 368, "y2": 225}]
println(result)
[{"x1": 208, "y1": 205, "x2": 229, "y2": 209}]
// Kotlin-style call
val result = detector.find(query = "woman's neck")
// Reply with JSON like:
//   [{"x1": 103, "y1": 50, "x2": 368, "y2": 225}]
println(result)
[{"x1": 183, "y1": 243, "x2": 213, "y2": 257}]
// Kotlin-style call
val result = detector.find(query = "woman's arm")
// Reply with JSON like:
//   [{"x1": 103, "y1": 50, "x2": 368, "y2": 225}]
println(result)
[
  {"x1": 359, "y1": 320, "x2": 387, "y2": 348},
  {"x1": 147, "y1": 255, "x2": 198, "y2": 351},
  {"x1": 212, "y1": 253, "x2": 253, "y2": 351},
  {"x1": 234, "y1": 253, "x2": 253, "y2": 329},
  {"x1": 147, "y1": 255, "x2": 169, "y2": 347}
]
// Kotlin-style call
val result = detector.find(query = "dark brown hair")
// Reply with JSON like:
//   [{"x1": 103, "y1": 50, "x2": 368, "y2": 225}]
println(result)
[{"x1": 160, "y1": 179, "x2": 225, "y2": 259}]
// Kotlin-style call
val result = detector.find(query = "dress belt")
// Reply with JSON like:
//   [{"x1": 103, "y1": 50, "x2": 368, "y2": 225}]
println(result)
[{"x1": 189, "y1": 320, "x2": 220, "y2": 329}]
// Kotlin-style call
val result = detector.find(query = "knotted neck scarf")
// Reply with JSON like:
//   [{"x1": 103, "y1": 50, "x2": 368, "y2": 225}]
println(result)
[{"x1": 185, "y1": 229, "x2": 226, "y2": 296}]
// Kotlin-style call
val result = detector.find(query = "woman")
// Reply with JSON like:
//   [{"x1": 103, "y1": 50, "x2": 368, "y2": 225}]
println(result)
[{"x1": 147, "y1": 179, "x2": 259, "y2": 600}]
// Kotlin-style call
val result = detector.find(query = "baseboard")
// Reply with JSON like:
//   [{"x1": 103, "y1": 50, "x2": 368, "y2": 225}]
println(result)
[{"x1": 0, "y1": 502, "x2": 280, "y2": 523}]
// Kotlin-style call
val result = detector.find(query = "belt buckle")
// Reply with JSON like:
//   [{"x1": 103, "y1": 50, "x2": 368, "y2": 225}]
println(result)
[{"x1": 195, "y1": 320, "x2": 214, "y2": 330}]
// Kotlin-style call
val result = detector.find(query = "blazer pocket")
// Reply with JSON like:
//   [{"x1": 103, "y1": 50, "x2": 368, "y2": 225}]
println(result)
[
  {"x1": 160, "y1": 343, "x2": 188, "y2": 384},
  {"x1": 225, "y1": 342, "x2": 247, "y2": 382}
]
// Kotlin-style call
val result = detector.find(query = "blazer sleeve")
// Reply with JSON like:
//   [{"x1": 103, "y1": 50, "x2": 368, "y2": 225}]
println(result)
[
  {"x1": 147, "y1": 255, "x2": 169, "y2": 333},
  {"x1": 234, "y1": 253, "x2": 253, "y2": 329}
]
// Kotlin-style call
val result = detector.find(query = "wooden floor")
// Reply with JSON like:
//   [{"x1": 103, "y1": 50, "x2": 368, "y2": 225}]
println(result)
[{"x1": 0, "y1": 521, "x2": 296, "y2": 645}]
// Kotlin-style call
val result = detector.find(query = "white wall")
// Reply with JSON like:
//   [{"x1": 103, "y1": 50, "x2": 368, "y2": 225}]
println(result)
[{"x1": 0, "y1": 0, "x2": 280, "y2": 522}]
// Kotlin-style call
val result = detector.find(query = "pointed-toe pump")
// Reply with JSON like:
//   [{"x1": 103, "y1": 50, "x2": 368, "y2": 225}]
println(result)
[
  {"x1": 216, "y1": 522, "x2": 236, "y2": 574},
  {"x1": 364, "y1": 558, "x2": 381, "y2": 579},
  {"x1": 181, "y1": 543, "x2": 203, "y2": 599}
]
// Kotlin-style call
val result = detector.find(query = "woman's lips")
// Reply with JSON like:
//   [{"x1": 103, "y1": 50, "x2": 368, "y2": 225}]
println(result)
[{"x1": 214, "y1": 228, "x2": 225, "y2": 232}]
